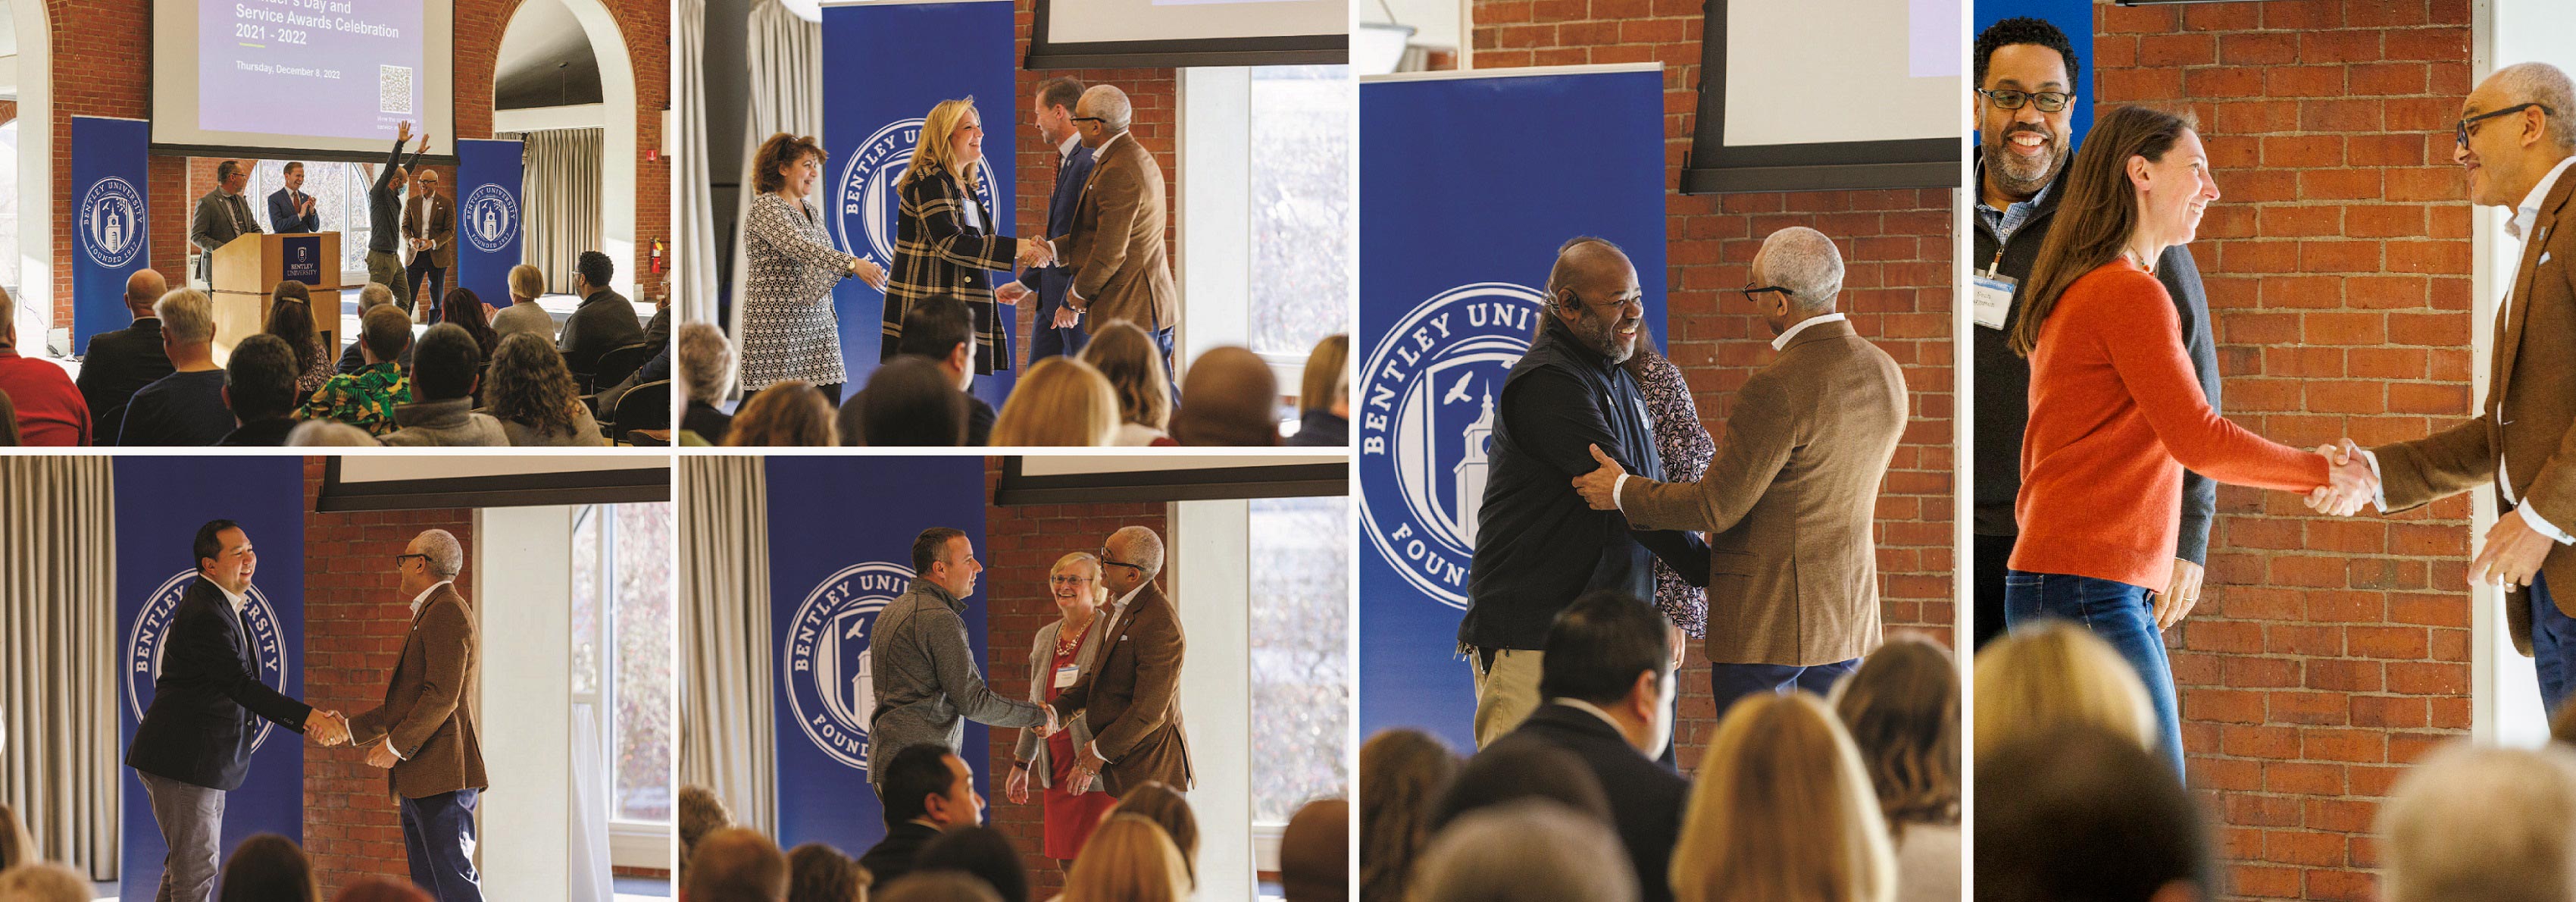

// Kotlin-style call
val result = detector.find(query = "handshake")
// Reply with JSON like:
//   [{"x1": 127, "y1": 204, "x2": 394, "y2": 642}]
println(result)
[
  {"x1": 1017, "y1": 236, "x2": 1058, "y2": 270},
  {"x1": 2302, "y1": 439, "x2": 2381, "y2": 517},
  {"x1": 306, "y1": 707, "x2": 405, "y2": 769},
  {"x1": 1030, "y1": 704, "x2": 1063, "y2": 738}
]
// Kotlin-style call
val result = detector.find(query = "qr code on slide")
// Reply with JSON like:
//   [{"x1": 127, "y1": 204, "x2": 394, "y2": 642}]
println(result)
[{"x1": 380, "y1": 65, "x2": 414, "y2": 115}]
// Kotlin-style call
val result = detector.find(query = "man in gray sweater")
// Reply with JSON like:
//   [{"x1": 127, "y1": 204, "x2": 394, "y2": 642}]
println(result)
[{"x1": 866, "y1": 527, "x2": 1055, "y2": 789}]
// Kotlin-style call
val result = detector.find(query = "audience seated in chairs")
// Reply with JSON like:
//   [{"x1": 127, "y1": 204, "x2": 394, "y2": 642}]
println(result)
[
  {"x1": 846, "y1": 356, "x2": 970, "y2": 447},
  {"x1": 915, "y1": 825, "x2": 1028, "y2": 902},
  {"x1": 286, "y1": 419, "x2": 381, "y2": 446},
  {"x1": 677, "y1": 322, "x2": 737, "y2": 446},
  {"x1": 1112, "y1": 781, "x2": 1199, "y2": 891},
  {"x1": 1830, "y1": 636, "x2": 1962, "y2": 902},
  {"x1": 1278, "y1": 798, "x2": 1349, "y2": 902},
  {"x1": 486, "y1": 332, "x2": 606, "y2": 446},
  {"x1": 879, "y1": 872, "x2": 999, "y2": 902},
  {"x1": 1079, "y1": 320, "x2": 1175, "y2": 446},
  {"x1": 0, "y1": 862, "x2": 92, "y2": 902},
  {"x1": 1361, "y1": 728, "x2": 1458, "y2": 902},
  {"x1": 119, "y1": 288, "x2": 234, "y2": 446},
  {"x1": 0, "y1": 283, "x2": 89, "y2": 446},
  {"x1": 75, "y1": 269, "x2": 174, "y2": 443},
  {"x1": 337, "y1": 283, "x2": 416, "y2": 375},
  {"x1": 441, "y1": 287, "x2": 502, "y2": 361},
  {"x1": 1671, "y1": 692, "x2": 1893, "y2": 902},
  {"x1": 218, "y1": 334, "x2": 305, "y2": 446},
  {"x1": 1411, "y1": 800, "x2": 1637, "y2": 902},
  {"x1": 678, "y1": 785, "x2": 736, "y2": 888},
  {"x1": 892, "y1": 296, "x2": 995, "y2": 445},
  {"x1": 1061, "y1": 813, "x2": 1193, "y2": 902},
  {"x1": 263, "y1": 280, "x2": 336, "y2": 397},
  {"x1": 1976, "y1": 724, "x2": 2211, "y2": 902},
  {"x1": 2379, "y1": 741, "x2": 2576, "y2": 902},
  {"x1": 1170, "y1": 346, "x2": 1278, "y2": 446},
  {"x1": 492, "y1": 264, "x2": 558, "y2": 343},
  {"x1": 215, "y1": 833, "x2": 321, "y2": 902},
  {"x1": 558, "y1": 250, "x2": 643, "y2": 374},
  {"x1": 1284, "y1": 334, "x2": 1349, "y2": 448},
  {"x1": 1429, "y1": 741, "x2": 1612, "y2": 833},
  {"x1": 785, "y1": 841, "x2": 870, "y2": 902},
  {"x1": 381, "y1": 323, "x2": 505, "y2": 446},
  {"x1": 302, "y1": 304, "x2": 416, "y2": 437},
  {"x1": 601, "y1": 290, "x2": 674, "y2": 415},
  {"x1": 688, "y1": 827, "x2": 792, "y2": 902},
  {"x1": 1973, "y1": 622, "x2": 2158, "y2": 758},
  {"x1": 330, "y1": 876, "x2": 436, "y2": 902},
  {"x1": 726, "y1": 380, "x2": 836, "y2": 447},
  {"x1": 989, "y1": 357, "x2": 1119, "y2": 446}
]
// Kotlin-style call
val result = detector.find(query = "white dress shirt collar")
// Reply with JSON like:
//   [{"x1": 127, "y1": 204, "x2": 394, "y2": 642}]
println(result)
[
  {"x1": 1770, "y1": 312, "x2": 1849, "y2": 352},
  {"x1": 215, "y1": 581, "x2": 250, "y2": 613},
  {"x1": 2509, "y1": 155, "x2": 2576, "y2": 242},
  {"x1": 1058, "y1": 132, "x2": 1083, "y2": 162},
  {"x1": 411, "y1": 580, "x2": 455, "y2": 618}
]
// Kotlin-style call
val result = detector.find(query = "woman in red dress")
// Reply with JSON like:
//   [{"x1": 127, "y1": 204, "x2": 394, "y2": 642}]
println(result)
[{"x1": 1005, "y1": 552, "x2": 1124, "y2": 869}]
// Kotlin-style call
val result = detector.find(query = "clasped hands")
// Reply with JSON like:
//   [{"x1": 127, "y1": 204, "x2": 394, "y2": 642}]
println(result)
[
  {"x1": 2302, "y1": 439, "x2": 2381, "y2": 517},
  {"x1": 305, "y1": 708, "x2": 403, "y2": 769},
  {"x1": 1016, "y1": 236, "x2": 1058, "y2": 271},
  {"x1": 1014, "y1": 707, "x2": 1103, "y2": 794},
  {"x1": 2302, "y1": 440, "x2": 2546, "y2": 588}
]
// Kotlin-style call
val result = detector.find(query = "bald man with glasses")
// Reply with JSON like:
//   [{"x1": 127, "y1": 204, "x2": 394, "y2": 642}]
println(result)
[{"x1": 345, "y1": 529, "x2": 487, "y2": 902}]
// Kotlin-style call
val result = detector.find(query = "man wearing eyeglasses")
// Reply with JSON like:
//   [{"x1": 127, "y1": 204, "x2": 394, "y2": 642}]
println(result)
[
  {"x1": 1967, "y1": 17, "x2": 2222, "y2": 650},
  {"x1": 1055, "y1": 84, "x2": 1180, "y2": 381},
  {"x1": 1455, "y1": 236, "x2": 1709, "y2": 749},
  {"x1": 2321, "y1": 63, "x2": 2576, "y2": 714},
  {"x1": 870, "y1": 528, "x2": 1058, "y2": 790},
  {"x1": 343, "y1": 529, "x2": 487, "y2": 902},
  {"x1": 1043, "y1": 526, "x2": 1191, "y2": 798}
]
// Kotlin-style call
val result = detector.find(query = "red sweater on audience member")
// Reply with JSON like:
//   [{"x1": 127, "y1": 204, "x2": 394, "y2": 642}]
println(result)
[
  {"x1": 0, "y1": 346, "x2": 93, "y2": 446},
  {"x1": 2012, "y1": 258, "x2": 2328, "y2": 590}
]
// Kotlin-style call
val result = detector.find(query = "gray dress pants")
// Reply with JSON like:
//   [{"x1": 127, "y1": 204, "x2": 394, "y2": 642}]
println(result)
[{"x1": 138, "y1": 770, "x2": 224, "y2": 902}]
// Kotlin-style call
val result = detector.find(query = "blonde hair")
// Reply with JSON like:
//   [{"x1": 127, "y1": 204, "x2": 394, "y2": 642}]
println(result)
[
  {"x1": 1671, "y1": 693, "x2": 1894, "y2": 902},
  {"x1": 902, "y1": 98, "x2": 986, "y2": 195},
  {"x1": 0, "y1": 863, "x2": 92, "y2": 902},
  {"x1": 1064, "y1": 814, "x2": 1192, "y2": 902},
  {"x1": 508, "y1": 265, "x2": 546, "y2": 300},
  {"x1": 991, "y1": 357, "x2": 1119, "y2": 446},
  {"x1": 1299, "y1": 334, "x2": 1350, "y2": 415},
  {"x1": 156, "y1": 288, "x2": 215, "y2": 343},
  {"x1": 1052, "y1": 552, "x2": 1109, "y2": 605},
  {"x1": 1080, "y1": 320, "x2": 1171, "y2": 431},
  {"x1": 2380, "y1": 742, "x2": 2576, "y2": 902},
  {"x1": 1972, "y1": 622, "x2": 2158, "y2": 756}
]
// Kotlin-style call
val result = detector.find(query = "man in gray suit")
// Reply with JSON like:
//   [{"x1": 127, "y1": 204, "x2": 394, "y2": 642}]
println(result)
[
  {"x1": 867, "y1": 527, "x2": 1055, "y2": 791},
  {"x1": 189, "y1": 161, "x2": 263, "y2": 288}
]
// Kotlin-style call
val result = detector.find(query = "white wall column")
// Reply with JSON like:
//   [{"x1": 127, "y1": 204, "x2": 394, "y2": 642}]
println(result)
[
  {"x1": 476, "y1": 506, "x2": 578, "y2": 897},
  {"x1": 1169, "y1": 500, "x2": 1254, "y2": 900}
]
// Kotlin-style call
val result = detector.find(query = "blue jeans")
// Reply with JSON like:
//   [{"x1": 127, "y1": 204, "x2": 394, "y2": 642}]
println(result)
[
  {"x1": 2531, "y1": 572, "x2": 2576, "y2": 716},
  {"x1": 400, "y1": 788, "x2": 484, "y2": 902},
  {"x1": 2003, "y1": 570, "x2": 2184, "y2": 776},
  {"x1": 1708, "y1": 659, "x2": 1861, "y2": 720}
]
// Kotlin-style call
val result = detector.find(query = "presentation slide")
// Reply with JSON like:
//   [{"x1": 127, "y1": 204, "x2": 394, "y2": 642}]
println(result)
[
  {"x1": 152, "y1": 0, "x2": 455, "y2": 156},
  {"x1": 1723, "y1": 0, "x2": 1959, "y2": 147}
]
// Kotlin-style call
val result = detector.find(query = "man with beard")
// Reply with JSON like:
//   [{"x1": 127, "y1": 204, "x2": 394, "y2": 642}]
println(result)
[
  {"x1": 1455, "y1": 237, "x2": 1708, "y2": 748},
  {"x1": 1970, "y1": 17, "x2": 2221, "y2": 649}
]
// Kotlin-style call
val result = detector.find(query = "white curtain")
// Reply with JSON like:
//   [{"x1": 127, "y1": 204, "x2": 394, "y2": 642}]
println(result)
[
  {"x1": 0, "y1": 458, "x2": 119, "y2": 881},
  {"x1": 522, "y1": 129, "x2": 608, "y2": 296},
  {"x1": 673, "y1": 0, "x2": 721, "y2": 327},
  {"x1": 727, "y1": 0, "x2": 825, "y2": 354},
  {"x1": 569, "y1": 701, "x2": 612, "y2": 902},
  {"x1": 678, "y1": 457, "x2": 775, "y2": 837}
]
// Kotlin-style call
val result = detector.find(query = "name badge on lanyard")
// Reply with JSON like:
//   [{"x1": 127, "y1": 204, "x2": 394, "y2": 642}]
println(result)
[
  {"x1": 1972, "y1": 271, "x2": 2018, "y2": 330},
  {"x1": 1055, "y1": 663, "x2": 1081, "y2": 689}
]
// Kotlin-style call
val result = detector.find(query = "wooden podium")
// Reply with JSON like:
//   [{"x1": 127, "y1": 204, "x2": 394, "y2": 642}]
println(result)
[{"x1": 209, "y1": 232, "x2": 342, "y2": 364}]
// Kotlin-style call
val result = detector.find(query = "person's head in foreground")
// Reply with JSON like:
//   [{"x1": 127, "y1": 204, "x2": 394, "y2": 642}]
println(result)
[
  {"x1": 685, "y1": 827, "x2": 789, "y2": 902},
  {"x1": 331, "y1": 875, "x2": 436, "y2": 902},
  {"x1": 215, "y1": 833, "x2": 320, "y2": 902},
  {"x1": 1279, "y1": 797, "x2": 1349, "y2": 902},
  {"x1": 0, "y1": 801, "x2": 31, "y2": 872},
  {"x1": 157, "y1": 288, "x2": 217, "y2": 366},
  {"x1": 1545, "y1": 236, "x2": 1643, "y2": 365},
  {"x1": 916, "y1": 825, "x2": 1027, "y2": 902},
  {"x1": 1427, "y1": 741, "x2": 1612, "y2": 835},
  {"x1": 126, "y1": 269, "x2": 168, "y2": 318},
  {"x1": 1830, "y1": 634, "x2": 1962, "y2": 832},
  {"x1": 1540, "y1": 589, "x2": 1678, "y2": 759},
  {"x1": 1671, "y1": 692, "x2": 1893, "y2": 902},
  {"x1": 727, "y1": 381, "x2": 837, "y2": 446},
  {"x1": 785, "y1": 841, "x2": 869, "y2": 902},
  {"x1": 911, "y1": 527, "x2": 983, "y2": 600},
  {"x1": 849, "y1": 355, "x2": 969, "y2": 446},
  {"x1": 883, "y1": 743, "x2": 983, "y2": 830},
  {"x1": 678, "y1": 322, "x2": 737, "y2": 409},
  {"x1": 441, "y1": 288, "x2": 498, "y2": 347},
  {"x1": 1972, "y1": 621, "x2": 2157, "y2": 756},
  {"x1": 1973, "y1": 16, "x2": 2080, "y2": 203},
  {"x1": 224, "y1": 334, "x2": 304, "y2": 429},
  {"x1": 287, "y1": 420, "x2": 380, "y2": 446},
  {"x1": 1746, "y1": 227, "x2": 1844, "y2": 337},
  {"x1": 2379, "y1": 741, "x2": 2576, "y2": 902},
  {"x1": 1361, "y1": 728, "x2": 1459, "y2": 902},
  {"x1": 575, "y1": 251, "x2": 616, "y2": 297},
  {"x1": 1411, "y1": 799, "x2": 1639, "y2": 902},
  {"x1": 509, "y1": 264, "x2": 547, "y2": 304},
  {"x1": 195, "y1": 518, "x2": 258, "y2": 594},
  {"x1": 2009, "y1": 104, "x2": 2213, "y2": 358},
  {"x1": 1976, "y1": 724, "x2": 2211, "y2": 902},
  {"x1": 360, "y1": 304, "x2": 414, "y2": 367},
  {"x1": 1169, "y1": 346, "x2": 1277, "y2": 446},
  {"x1": 1299, "y1": 334, "x2": 1350, "y2": 418},
  {"x1": 677, "y1": 785, "x2": 736, "y2": 880},
  {"x1": 2459, "y1": 62, "x2": 2576, "y2": 208},
  {"x1": 395, "y1": 528, "x2": 464, "y2": 597},
  {"x1": 877, "y1": 872, "x2": 1001, "y2": 902},
  {"x1": 1079, "y1": 320, "x2": 1173, "y2": 434},
  {"x1": 409, "y1": 323, "x2": 483, "y2": 405},
  {"x1": 1062, "y1": 813, "x2": 1190, "y2": 902},
  {"x1": 489, "y1": 332, "x2": 588, "y2": 440},
  {"x1": 263, "y1": 280, "x2": 320, "y2": 367},
  {"x1": 1113, "y1": 781, "x2": 1198, "y2": 888},
  {"x1": 989, "y1": 356, "x2": 1118, "y2": 446},
  {"x1": 0, "y1": 862, "x2": 94, "y2": 902},
  {"x1": 896, "y1": 296, "x2": 978, "y2": 392}
]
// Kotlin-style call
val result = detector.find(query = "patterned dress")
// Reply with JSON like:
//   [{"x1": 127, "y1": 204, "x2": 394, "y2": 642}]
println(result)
[
  {"x1": 739, "y1": 192, "x2": 861, "y2": 390},
  {"x1": 294, "y1": 337, "x2": 335, "y2": 398},
  {"x1": 881, "y1": 161, "x2": 1018, "y2": 375},
  {"x1": 1637, "y1": 353, "x2": 1715, "y2": 638}
]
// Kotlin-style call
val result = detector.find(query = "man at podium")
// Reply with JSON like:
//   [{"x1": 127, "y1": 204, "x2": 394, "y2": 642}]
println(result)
[
  {"x1": 189, "y1": 161, "x2": 263, "y2": 288},
  {"x1": 268, "y1": 161, "x2": 320, "y2": 234}
]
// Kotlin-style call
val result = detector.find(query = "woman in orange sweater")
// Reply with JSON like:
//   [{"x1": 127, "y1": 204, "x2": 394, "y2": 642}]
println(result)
[{"x1": 2005, "y1": 105, "x2": 2374, "y2": 775}]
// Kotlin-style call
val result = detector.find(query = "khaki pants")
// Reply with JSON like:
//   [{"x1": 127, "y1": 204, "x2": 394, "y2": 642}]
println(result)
[
  {"x1": 367, "y1": 251, "x2": 409, "y2": 308},
  {"x1": 1468, "y1": 647, "x2": 1546, "y2": 748}
]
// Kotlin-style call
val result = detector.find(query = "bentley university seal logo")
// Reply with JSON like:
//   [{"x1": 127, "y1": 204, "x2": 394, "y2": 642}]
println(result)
[
  {"x1": 80, "y1": 177, "x2": 145, "y2": 269},
  {"x1": 463, "y1": 185, "x2": 520, "y2": 254},
  {"x1": 1359, "y1": 282, "x2": 1547, "y2": 609},
  {"x1": 126, "y1": 571, "x2": 290, "y2": 749},
  {"x1": 783, "y1": 561, "x2": 916, "y2": 772},
  {"x1": 834, "y1": 119, "x2": 999, "y2": 280}
]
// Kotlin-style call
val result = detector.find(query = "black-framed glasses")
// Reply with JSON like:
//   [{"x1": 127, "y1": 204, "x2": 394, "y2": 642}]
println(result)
[
  {"x1": 392, "y1": 553, "x2": 430, "y2": 567},
  {"x1": 1738, "y1": 285, "x2": 1793, "y2": 304},
  {"x1": 1097, "y1": 550, "x2": 1144, "y2": 573},
  {"x1": 1071, "y1": 116, "x2": 1108, "y2": 126},
  {"x1": 1978, "y1": 89, "x2": 2074, "y2": 113},
  {"x1": 2457, "y1": 102, "x2": 2553, "y2": 147}
]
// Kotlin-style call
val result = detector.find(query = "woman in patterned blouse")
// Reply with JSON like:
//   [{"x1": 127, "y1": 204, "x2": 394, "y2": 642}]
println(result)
[
  {"x1": 739, "y1": 133, "x2": 889, "y2": 408},
  {"x1": 1623, "y1": 323, "x2": 1716, "y2": 641},
  {"x1": 883, "y1": 98, "x2": 1053, "y2": 377},
  {"x1": 261, "y1": 281, "x2": 336, "y2": 398}
]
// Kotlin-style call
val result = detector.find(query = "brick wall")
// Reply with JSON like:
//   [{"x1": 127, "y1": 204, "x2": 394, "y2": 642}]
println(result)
[
  {"x1": 978, "y1": 457, "x2": 1171, "y2": 898},
  {"x1": 296, "y1": 458, "x2": 480, "y2": 894},
  {"x1": 1469, "y1": 0, "x2": 1958, "y2": 765},
  {"x1": 2092, "y1": 2, "x2": 2478, "y2": 899},
  {"x1": 0, "y1": 100, "x2": 16, "y2": 127},
  {"x1": 39, "y1": 0, "x2": 667, "y2": 329}
]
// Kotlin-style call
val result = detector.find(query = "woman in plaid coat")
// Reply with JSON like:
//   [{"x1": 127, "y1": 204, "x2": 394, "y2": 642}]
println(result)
[{"x1": 882, "y1": 97, "x2": 1051, "y2": 376}]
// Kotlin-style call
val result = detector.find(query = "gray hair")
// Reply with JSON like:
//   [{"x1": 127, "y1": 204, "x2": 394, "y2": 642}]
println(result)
[
  {"x1": 155, "y1": 289, "x2": 215, "y2": 343},
  {"x1": 414, "y1": 528, "x2": 464, "y2": 578},
  {"x1": 1110, "y1": 525, "x2": 1165, "y2": 578},
  {"x1": 1080, "y1": 85, "x2": 1133, "y2": 133},
  {"x1": 677, "y1": 321, "x2": 736, "y2": 406},
  {"x1": 2490, "y1": 62, "x2": 2576, "y2": 152},
  {"x1": 2379, "y1": 742, "x2": 2576, "y2": 902},
  {"x1": 358, "y1": 281, "x2": 399, "y2": 312},
  {"x1": 1411, "y1": 800, "x2": 1640, "y2": 902},
  {"x1": 286, "y1": 420, "x2": 380, "y2": 446},
  {"x1": 1755, "y1": 227, "x2": 1846, "y2": 314}
]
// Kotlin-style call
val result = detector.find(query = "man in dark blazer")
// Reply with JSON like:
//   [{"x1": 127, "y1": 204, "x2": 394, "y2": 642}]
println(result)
[
  {"x1": 1458, "y1": 237, "x2": 1707, "y2": 748},
  {"x1": 77, "y1": 269, "x2": 176, "y2": 443},
  {"x1": 347, "y1": 528, "x2": 487, "y2": 902},
  {"x1": 1046, "y1": 525, "x2": 1192, "y2": 797},
  {"x1": 1478, "y1": 590, "x2": 1686, "y2": 902},
  {"x1": 996, "y1": 76, "x2": 1099, "y2": 365},
  {"x1": 267, "y1": 161, "x2": 320, "y2": 234},
  {"x1": 126, "y1": 520, "x2": 349, "y2": 902},
  {"x1": 858, "y1": 744, "x2": 986, "y2": 888},
  {"x1": 189, "y1": 160, "x2": 262, "y2": 288},
  {"x1": 402, "y1": 167, "x2": 458, "y2": 322},
  {"x1": 1057, "y1": 85, "x2": 1180, "y2": 377},
  {"x1": 558, "y1": 251, "x2": 644, "y2": 375}
]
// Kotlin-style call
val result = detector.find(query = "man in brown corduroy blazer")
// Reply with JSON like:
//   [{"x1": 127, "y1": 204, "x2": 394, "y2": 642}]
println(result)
[
  {"x1": 1056, "y1": 84, "x2": 1180, "y2": 379},
  {"x1": 1046, "y1": 525, "x2": 1193, "y2": 797},
  {"x1": 1572, "y1": 227, "x2": 1909, "y2": 717},
  {"x1": 349, "y1": 528, "x2": 488, "y2": 902}
]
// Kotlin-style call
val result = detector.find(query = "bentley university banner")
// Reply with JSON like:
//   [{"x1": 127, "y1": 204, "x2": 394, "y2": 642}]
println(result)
[
  {"x1": 1356, "y1": 67, "x2": 1669, "y2": 750},
  {"x1": 767, "y1": 456, "x2": 989, "y2": 857},
  {"x1": 455, "y1": 139, "x2": 527, "y2": 310},
  {"x1": 115, "y1": 456, "x2": 306, "y2": 898},
  {"x1": 72, "y1": 117, "x2": 150, "y2": 355},
  {"x1": 822, "y1": 0, "x2": 1019, "y2": 410}
]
